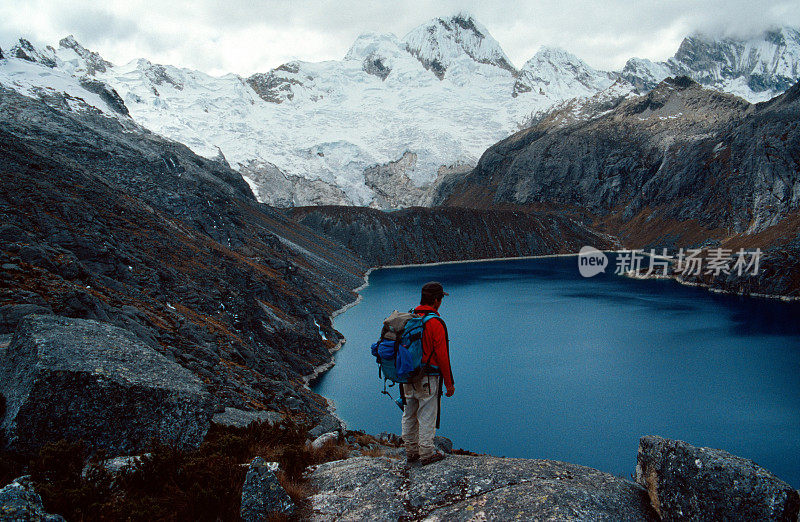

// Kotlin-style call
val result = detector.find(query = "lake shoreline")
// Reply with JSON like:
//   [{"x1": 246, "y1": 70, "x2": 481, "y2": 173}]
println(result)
[{"x1": 314, "y1": 250, "x2": 800, "y2": 455}]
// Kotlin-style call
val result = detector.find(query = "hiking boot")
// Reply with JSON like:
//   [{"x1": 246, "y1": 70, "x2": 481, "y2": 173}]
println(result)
[
  {"x1": 406, "y1": 453, "x2": 419, "y2": 464},
  {"x1": 420, "y1": 451, "x2": 446, "y2": 466}
]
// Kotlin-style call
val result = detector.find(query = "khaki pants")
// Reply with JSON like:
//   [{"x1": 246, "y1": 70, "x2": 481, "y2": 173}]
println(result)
[{"x1": 401, "y1": 374, "x2": 440, "y2": 459}]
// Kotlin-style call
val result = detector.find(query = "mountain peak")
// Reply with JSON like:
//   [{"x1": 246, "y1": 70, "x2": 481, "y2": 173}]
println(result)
[
  {"x1": 344, "y1": 32, "x2": 404, "y2": 61},
  {"x1": 532, "y1": 45, "x2": 575, "y2": 60},
  {"x1": 344, "y1": 32, "x2": 408, "y2": 80},
  {"x1": 513, "y1": 45, "x2": 613, "y2": 98},
  {"x1": 402, "y1": 13, "x2": 516, "y2": 79},
  {"x1": 670, "y1": 26, "x2": 800, "y2": 90},
  {"x1": 57, "y1": 35, "x2": 112, "y2": 75},
  {"x1": 8, "y1": 38, "x2": 57, "y2": 68}
]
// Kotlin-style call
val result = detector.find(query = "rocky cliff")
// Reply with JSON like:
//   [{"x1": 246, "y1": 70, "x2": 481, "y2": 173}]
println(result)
[
  {"x1": 0, "y1": 85, "x2": 366, "y2": 423},
  {"x1": 435, "y1": 77, "x2": 800, "y2": 297},
  {"x1": 289, "y1": 205, "x2": 617, "y2": 266},
  {"x1": 305, "y1": 434, "x2": 798, "y2": 521},
  {"x1": 621, "y1": 27, "x2": 800, "y2": 101}
]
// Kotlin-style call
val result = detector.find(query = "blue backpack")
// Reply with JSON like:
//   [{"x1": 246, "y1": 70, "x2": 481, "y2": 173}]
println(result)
[{"x1": 371, "y1": 310, "x2": 442, "y2": 384}]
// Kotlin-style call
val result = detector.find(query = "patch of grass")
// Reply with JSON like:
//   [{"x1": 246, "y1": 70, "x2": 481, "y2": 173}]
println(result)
[
  {"x1": 276, "y1": 470, "x2": 314, "y2": 502},
  {"x1": 361, "y1": 447, "x2": 385, "y2": 458},
  {"x1": 0, "y1": 417, "x2": 352, "y2": 521}
]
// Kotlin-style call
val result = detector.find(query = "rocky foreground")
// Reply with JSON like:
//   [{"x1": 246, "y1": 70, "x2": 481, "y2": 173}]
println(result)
[{"x1": 310, "y1": 454, "x2": 655, "y2": 520}]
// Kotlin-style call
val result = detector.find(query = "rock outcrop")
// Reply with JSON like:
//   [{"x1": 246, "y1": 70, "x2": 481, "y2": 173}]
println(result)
[
  {"x1": 0, "y1": 85, "x2": 366, "y2": 423},
  {"x1": 0, "y1": 315, "x2": 216, "y2": 453},
  {"x1": 636, "y1": 436, "x2": 800, "y2": 521},
  {"x1": 0, "y1": 476, "x2": 65, "y2": 521},
  {"x1": 211, "y1": 408, "x2": 282, "y2": 429},
  {"x1": 621, "y1": 28, "x2": 800, "y2": 99},
  {"x1": 240, "y1": 457, "x2": 294, "y2": 520},
  {"x1": 310, "y1": 455, "x2": 657, "y2": 520}
]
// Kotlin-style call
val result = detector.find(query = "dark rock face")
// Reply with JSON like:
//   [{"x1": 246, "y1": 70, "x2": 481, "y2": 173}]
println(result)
[
  {"x1": 240, "y1": 457, "x2": 294, "y2": 520},
  {"x1": 58, "y1": 35, "x2": 113, "y2": 75},
  {"x1": 9, "y1": 39, "x2": 56, "y2": 68},
  {"x1": 211, "y1": 408, "x2": 282, "y2": 428},
  {"x1": 0, "y1": 476, "x2": 65, "y2": 521},
  {"x1": 308, "y1": 413, "x2": 345, "y2": 439},
  {"x1": 437, "y1": 78, "x2": 753, "y2": 220},
  {"x1": 247, "y1": 63, "x2": 304, "y2": 104},
  {"x1": 290, "y1": 206, "x2": 616, "y2": 266},
  {"x1": 636, "y1": 436, "x2": 800, "y2": 521},
  {"x1": 0, "y1": 86, "x2": 366, "y2": 423},
  {"x1": 363, "y1": 54, "x2": 391, "y2": 80},
  {"x1": 1, "y1": 315, "x2": 216, "y2": 453},
  {"x1": 311, "y1": 455, "x2": 657, "y2": 520},
  {"x1": 435, "y1": 78, "x2": 800, "y2": 296},
  {"x1": 78, "y1": 78, "x2": 129, "y2": 116}
]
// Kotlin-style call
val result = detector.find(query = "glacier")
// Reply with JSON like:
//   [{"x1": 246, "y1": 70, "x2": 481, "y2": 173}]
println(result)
[{"x1": 1, "y1": 15, "x2": 799, "y2": 208}]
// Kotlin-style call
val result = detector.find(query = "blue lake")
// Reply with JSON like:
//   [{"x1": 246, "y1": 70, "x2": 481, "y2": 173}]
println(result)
[{"x1": 313, "y1": 256, "x2": 800, "y2": 487}]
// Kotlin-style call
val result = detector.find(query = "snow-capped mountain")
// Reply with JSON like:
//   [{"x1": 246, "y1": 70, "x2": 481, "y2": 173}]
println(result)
[
  {"x1": 621, "y1": 27, "x2": 800, "y2": 102},
  {"x1": 402, "y1": 12, "x2": 517, "y2": 78},
  {"x1": 513, "y1": 46, "x2": 616, "y2": 99},
  {"x1": 2, "y1": 15, "x2": 799, "y2": 208},
  {"x1": 3, "y1": 13, "x2": 589, "y2": 207},
  {"x1": 0, "y1": 38, "x2": 128, "y2": 117}
]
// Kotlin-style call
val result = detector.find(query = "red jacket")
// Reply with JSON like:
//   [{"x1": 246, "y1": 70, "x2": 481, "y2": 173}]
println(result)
[{"x1": 414, "y1": 305, "x2": 454, "y2": 389}]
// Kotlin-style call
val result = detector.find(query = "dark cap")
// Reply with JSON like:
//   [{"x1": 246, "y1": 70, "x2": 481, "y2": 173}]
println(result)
[{"x1": 421, "y1": 281, "x2": 449, "y2": 300}]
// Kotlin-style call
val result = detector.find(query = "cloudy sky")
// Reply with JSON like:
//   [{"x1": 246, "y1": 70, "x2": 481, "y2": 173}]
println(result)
[{"x1": 2, "y1": 0, "x2": 799, "y2": 76}]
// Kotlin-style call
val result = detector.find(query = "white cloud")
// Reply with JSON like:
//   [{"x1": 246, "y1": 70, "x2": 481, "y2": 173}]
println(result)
[{"x1": 1, "y1": 0, "x2": 799, "y2": 75}]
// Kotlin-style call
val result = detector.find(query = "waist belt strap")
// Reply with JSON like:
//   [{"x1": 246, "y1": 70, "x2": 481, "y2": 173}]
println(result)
[{"x1": 435, "y1": 374, "x2": 442, "y2": 429}]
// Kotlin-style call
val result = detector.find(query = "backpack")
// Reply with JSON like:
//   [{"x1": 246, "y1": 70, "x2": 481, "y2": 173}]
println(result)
[{"x1": 370, "y1": 309, "x2": 443, "y2": 384}]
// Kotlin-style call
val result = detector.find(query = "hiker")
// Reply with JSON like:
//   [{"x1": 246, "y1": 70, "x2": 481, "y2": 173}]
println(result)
[{"x1": 402, "y1": 281, "x2": 454, "y2": 465}]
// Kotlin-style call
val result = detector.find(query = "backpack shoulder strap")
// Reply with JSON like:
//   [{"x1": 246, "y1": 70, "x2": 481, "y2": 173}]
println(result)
[{"x1": 419, "y1": 312, "x2": 449, "y2": 368}]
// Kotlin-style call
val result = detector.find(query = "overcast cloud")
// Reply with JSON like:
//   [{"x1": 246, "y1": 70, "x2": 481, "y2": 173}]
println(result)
[{"x1": 1, "y1": 0, "x2": 799, "y2": 76}]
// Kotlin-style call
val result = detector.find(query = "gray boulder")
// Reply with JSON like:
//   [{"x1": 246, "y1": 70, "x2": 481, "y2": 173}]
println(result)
[
  {"x1": 0, "y1": 475, "x2": 65, "y2": 521},
  {"x1": 310, "y1": 432, "x2": 338, "y2": 450},
  {"x1": 308, "y1": 413, "x2": 344, "y2": 439},
  {"x1": 311, "y1": 455, "x2": 656, "y2": 520},
  {"x1": 211, "y1": 407, "x2": 282, "y2": 429},
  {"x1": 0, "y1": 304, "x2": 53, "y2": 335},
  {"x1": 240, "y1": 457, "x2": 294, "y2": 520},
  {"x1": 636, "y1": 435, "x2": 800, "y2": 521},
  {"x1": 0, "y1": 315, "x2": 216, "y2": 453},
  {"x1": 434, "y1": 435, "x2": 453, "y2": 454}
]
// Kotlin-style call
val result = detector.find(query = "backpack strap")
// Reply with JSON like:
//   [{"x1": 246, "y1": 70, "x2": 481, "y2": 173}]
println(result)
[{"x1": 420, "y1": 313, "x2": 447, "y2": 370}]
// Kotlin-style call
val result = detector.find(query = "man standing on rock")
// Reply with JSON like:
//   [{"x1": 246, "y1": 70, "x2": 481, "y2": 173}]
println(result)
[{"x1": 402, "y1": 281, "x2": 454, "y2": 465}]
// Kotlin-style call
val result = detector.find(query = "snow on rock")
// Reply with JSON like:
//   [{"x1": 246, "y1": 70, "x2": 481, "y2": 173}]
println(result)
[
  {"x1": 622, "y1": 27, "x2": 800, "y2": 101},
  {"x1": 87, "y1": 16, "x2": 546, "y2": 207},
  {"x1": 57, "y1": 35, "x2": 113, "y2": 75},
  {"x1": 620, "y1": 57, "x2": 673, "y2": 92},
  {"x1": 344, "y1": 32, "x2": 410, "y2": 80},
  {"x1": 513, "y1": 46, "x2": 615, "y2": 99},
  {"x1": 402, "y1": 11, "x2": 517, "y2": 79},
  {"x1": 2, "y1": 23, "x2": 799, "y2": 208},
  {"x1": 8, "y1": 38, "x2": 57, "y2": 68}
]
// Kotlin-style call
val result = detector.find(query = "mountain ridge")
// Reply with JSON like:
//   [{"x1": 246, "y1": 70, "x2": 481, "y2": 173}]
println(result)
[{"x1": 2, "y1": 17, "x2": 799, "y2": 209}]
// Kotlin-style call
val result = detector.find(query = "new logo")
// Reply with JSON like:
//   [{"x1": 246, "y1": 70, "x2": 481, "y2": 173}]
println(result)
[{"x1": 578, "y1": 246, "x2": 608, "y2": 277}]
